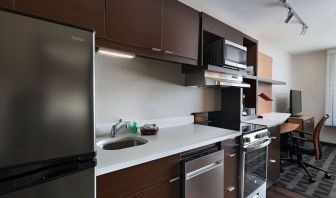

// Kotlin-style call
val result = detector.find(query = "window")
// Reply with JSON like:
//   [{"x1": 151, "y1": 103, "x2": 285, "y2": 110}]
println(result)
[{"x1": 325, "y1": 50, "x2": 336, "y2": 126}]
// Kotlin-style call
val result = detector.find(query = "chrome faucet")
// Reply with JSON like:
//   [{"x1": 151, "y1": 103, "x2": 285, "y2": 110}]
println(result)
[{"x1": 110, "y1": 119, "x2": 128, "y2": 138}]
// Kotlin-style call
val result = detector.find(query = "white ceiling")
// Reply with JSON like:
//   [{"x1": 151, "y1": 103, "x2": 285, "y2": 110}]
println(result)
[{"x1": 180, "y1": 0, "x2": 336, "y2": 54}]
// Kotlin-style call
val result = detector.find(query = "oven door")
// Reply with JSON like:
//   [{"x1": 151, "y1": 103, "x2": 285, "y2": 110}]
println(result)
[
  {"x1": 224, "y1": 40, "x2": 247, "y2": 70},
  {"x1": 241, "y1": 138, "x2": 271, "y2": 198}
]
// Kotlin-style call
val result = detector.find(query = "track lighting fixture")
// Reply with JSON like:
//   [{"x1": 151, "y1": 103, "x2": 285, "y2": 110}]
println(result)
[
  {"x1": 280, "y1": 0, "x2": 308, "y2": 36},
  {"x1": 285, "y1": 9, "x2": 294, "y2": 23}
]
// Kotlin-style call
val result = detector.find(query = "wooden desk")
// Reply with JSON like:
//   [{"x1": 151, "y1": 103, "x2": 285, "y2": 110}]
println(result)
[
  {"x1": 288, "y1": 115, "x2": 314, "y2": 133},
  {"x1": 280, "y1": 123, "x2": 300, "y2": 134}
]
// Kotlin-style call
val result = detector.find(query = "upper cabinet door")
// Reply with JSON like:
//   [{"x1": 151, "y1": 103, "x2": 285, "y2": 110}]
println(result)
[
  {"x1": 106, "y1": 0, "x2": 162, "y2": 50},
  {"x1": 202, "y1": 13, "x2": 243, "y2": 45},
  {"x1": 0, "y1": 0, "x2": 13, "y2": 9},
  {"x1": 13, "y1": 0, "x2": 105, "y2": 37},
  {"x1": 162, "y1": 0, "x2": 199, "y2": 60}
]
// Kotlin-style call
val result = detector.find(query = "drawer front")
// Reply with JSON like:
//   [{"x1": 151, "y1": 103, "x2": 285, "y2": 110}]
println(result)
[
  {"x1": 267, "y1": 156, "x2": 280, "y2": 187},
  {"x1": 222, "y1": 137, "x2": 240, "y2": 198},
  {"x1": 221, "y1": 137, "x2": 240, "y2": 156},
  {"x1": 267, "y1": 125, "x2": 280, "y2": 188},
  {"x1": 97, "y1": 154, "x2": 180, "y2": 198},
  {"x1": 224, "y1": 154, "x2": 239, "y2": 198},
  {"x1": 127, "y1": 179, "x2": 180, "y2": 198}
]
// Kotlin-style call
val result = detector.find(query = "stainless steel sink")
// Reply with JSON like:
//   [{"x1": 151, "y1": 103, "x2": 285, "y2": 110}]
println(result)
[{"x1": 97, "y1": 137, "x2": 148, "y2": 150}]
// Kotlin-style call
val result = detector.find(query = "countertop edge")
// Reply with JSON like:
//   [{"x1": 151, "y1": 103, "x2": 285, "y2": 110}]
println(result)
[{"x1": 96, "y1": 132, "x2": 241, "y2": 176}]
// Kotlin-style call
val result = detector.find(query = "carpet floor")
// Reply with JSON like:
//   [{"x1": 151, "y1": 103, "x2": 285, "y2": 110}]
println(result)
[{"x1": 276, "y1": 145, "x2": 336, "y2": 198}]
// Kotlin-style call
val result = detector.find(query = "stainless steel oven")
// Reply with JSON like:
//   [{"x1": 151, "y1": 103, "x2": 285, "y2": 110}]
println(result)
[
  {"x1": 241, "y1": 128, "x2": 271, "y2": 198},
  {"x1": 203, "y1": 39, "x2": 247, "y2": 70}
]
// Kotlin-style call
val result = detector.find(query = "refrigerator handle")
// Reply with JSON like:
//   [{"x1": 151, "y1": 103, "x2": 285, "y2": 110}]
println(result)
[{"x1": 0, "y1": 158, "x2": 96, "y2": 196}]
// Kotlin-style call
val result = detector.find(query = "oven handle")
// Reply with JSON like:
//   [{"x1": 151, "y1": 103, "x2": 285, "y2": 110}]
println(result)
[{"x1": 243, "y1": 138, "x2": 271, "y2": 152}]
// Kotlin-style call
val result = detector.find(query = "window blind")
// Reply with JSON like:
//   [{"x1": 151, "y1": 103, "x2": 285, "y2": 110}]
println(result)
[{"x1": 325, "y1": 50, "x2": 336, "y2": 126}]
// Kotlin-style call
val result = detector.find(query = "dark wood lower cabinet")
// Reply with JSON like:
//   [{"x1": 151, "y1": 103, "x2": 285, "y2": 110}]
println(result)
[
  {"x1": 97, "y1": 154, "x2": 180, "y2": 198},
  {"x1": 127, "y1": 179, "x2": 179, "y2": 198},
  {"x1": 222, "y1": 137, "x2": 240, "y2": 198},
  {"x1": 267, "y1": 125, "x2": 281, "y2": 188}
]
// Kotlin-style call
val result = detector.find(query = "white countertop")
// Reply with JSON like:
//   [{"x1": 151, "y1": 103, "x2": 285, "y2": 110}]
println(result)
[
  {"x1": 244, "y1": 112, "x2": 291, "y2": 127},
  {"x1": 95, "y1": 124, "x2": 241, "y2": 176}
]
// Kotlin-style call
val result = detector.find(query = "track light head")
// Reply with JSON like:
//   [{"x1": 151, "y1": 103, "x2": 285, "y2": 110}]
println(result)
[
  {"x1": 285, "y1": 10, "x2": 294, "y2": 23},
  {"x1": 280, "y1": 0, "x2": 308, "y2": 36},
  {"x1": 301, "y1": 25, "x2": 308, "y2": 36}
]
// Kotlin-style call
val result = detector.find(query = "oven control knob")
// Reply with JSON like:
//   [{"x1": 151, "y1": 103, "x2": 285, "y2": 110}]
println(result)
[
  {"x1": 255, "y1": 134, "x2": 262, "y2": 139},
  {"x1": 244, "y1": 137, "x2": 251, "y2": 143}
]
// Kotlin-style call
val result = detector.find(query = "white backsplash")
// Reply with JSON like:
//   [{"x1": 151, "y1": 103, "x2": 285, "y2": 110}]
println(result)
[{"x1": 94, "y1": 54, "x2": 221, "y2": 136}]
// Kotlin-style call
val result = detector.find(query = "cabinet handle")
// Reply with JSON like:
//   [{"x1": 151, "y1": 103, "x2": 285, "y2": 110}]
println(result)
[
  {"x1": 225, "y1": 153, "x2": 236, "y2": 158},
  {"x1": 252, "y1": 193, "x2": 260, "y2": 198},
  {"x1": 226, "y1": 186, "x2": 235, "y2": 192},
  {"x1": 270, "y1": 136, "x2": 277, "y2": 140},
  {"x1": 151, "y1": 48, "x2": 161, "y2": 52},
  {"x1": 169, "y1": 177, "x2": 180, "y2": 183},
  {"x1": 164, "y1": 50, "x2": 174, "y2": 54},
  {"x1": 269, "y1": 159, "x2": 276, "y2": 163}
]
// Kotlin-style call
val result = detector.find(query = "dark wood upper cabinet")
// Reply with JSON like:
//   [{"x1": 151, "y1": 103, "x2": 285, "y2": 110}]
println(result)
[
  {"x1": 0, "y1": 0, "x2": 13, "y2": 9},
  {"x1": 202, "y1": 13, "x2": 243, "y2": 45},
  {"x1": 13, "y1": 0, "x2": 105, "y2": 37},
  {"x1": 162, "y1": 0, "x2": 199, "y2": 60},
  {"x1": 106, "y1": 0, "x2": 162, "y2": 50}
]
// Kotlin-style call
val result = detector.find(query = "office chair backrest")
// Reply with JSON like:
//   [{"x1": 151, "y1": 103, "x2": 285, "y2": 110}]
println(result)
[{"x1": 313, "y1": 114, "x2": 329, "y2": 160}]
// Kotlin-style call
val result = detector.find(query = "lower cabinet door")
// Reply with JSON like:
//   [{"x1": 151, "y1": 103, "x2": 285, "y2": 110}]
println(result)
[
  {"x1": 224, "y1": 154, "x2": 239, "y2": 198},
  {"x1": 127, "y1": 179, "x2": 180, "y2": 198},
  {"x1": 267, "y1": 125, "x2": 280, "y2": 188}
]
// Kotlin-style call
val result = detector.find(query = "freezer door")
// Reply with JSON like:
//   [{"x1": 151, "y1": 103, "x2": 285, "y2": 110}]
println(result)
[
  {"x1": 0, "y1": 10, "x2": 94, "y2": 168},
  {"x1": 2, "y1": 168, "x2": 95, "y2": 198}
]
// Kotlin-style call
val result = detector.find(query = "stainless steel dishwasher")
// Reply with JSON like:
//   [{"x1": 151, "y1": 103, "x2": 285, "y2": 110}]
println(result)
[{"x1": 181, "y1": 148, "x2": 224, "y2": 198}]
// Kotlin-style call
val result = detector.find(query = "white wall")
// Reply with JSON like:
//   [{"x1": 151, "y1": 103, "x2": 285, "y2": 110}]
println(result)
[
  {"x1": 291, "y1": 50, "x2": 336, "y2": 143},
  {"x1": 95, "y1": 54, "x2": 221, "y2": 124}
]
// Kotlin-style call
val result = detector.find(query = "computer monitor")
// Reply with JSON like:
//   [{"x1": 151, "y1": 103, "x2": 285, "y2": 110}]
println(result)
[{"x1": 290, "y1": 90, "x2": 302, "y2": 116}]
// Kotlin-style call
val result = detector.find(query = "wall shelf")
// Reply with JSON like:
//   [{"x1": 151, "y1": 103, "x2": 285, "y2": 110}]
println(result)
[{"x1": 243, "y1": 74, "x2": 286, "y2": 85}]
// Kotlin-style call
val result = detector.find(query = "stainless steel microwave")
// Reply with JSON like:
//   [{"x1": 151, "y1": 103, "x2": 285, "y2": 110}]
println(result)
[{"x1": 203, "y1": 39, "x2": 247, "y2": 70}]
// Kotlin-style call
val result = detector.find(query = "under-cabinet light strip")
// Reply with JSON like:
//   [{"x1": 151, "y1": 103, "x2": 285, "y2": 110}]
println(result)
[{"x1": 98, "y1": 48, "x2": 135, "y2": 59}]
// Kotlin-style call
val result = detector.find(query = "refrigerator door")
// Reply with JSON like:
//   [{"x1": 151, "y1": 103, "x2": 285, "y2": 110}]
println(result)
[
  {"x1": 2, "y1": 168, "x2": 95, "y2": 198},
  {"x1": 0, "y1": 10, "x2": 95, "y2": 168}
]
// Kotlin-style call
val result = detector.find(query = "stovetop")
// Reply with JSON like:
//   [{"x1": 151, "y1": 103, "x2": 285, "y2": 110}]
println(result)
[{"x1": 199, "y1": 121, "x2": 266, "y2": 135}]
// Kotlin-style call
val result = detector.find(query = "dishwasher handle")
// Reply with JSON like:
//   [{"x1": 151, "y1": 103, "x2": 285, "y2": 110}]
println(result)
[{"x1": 186, "y1": 160, "x2": 224, "y2": 181}]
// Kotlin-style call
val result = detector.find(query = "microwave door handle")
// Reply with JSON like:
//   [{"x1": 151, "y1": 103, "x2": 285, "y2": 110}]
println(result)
[{"x1": 243, "y1": 138, "x2": 271, "y2": 152}]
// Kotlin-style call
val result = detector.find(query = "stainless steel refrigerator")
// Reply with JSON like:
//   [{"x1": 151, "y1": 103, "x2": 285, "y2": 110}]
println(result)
[{"x1": 0, "y1": 9, "x2": 96, "y2": 198}]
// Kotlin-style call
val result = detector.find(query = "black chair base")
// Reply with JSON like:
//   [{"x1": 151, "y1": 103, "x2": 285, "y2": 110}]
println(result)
[
  {"x1": 303, "y1": 161, "x2": 332, "y2": 179},
  {"x1": 281, "y1": 158, "x2": 331, "y2": 183}
]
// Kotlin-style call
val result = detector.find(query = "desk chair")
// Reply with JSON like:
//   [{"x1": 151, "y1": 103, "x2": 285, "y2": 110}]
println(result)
[{"x1": 286, "y1": 114, "x2": 331, "y2": 183}]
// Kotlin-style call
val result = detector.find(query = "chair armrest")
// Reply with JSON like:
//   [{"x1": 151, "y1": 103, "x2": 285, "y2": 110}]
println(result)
[{"x1": 293, "y1": 130, "x2": 313, "y2": 136}]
